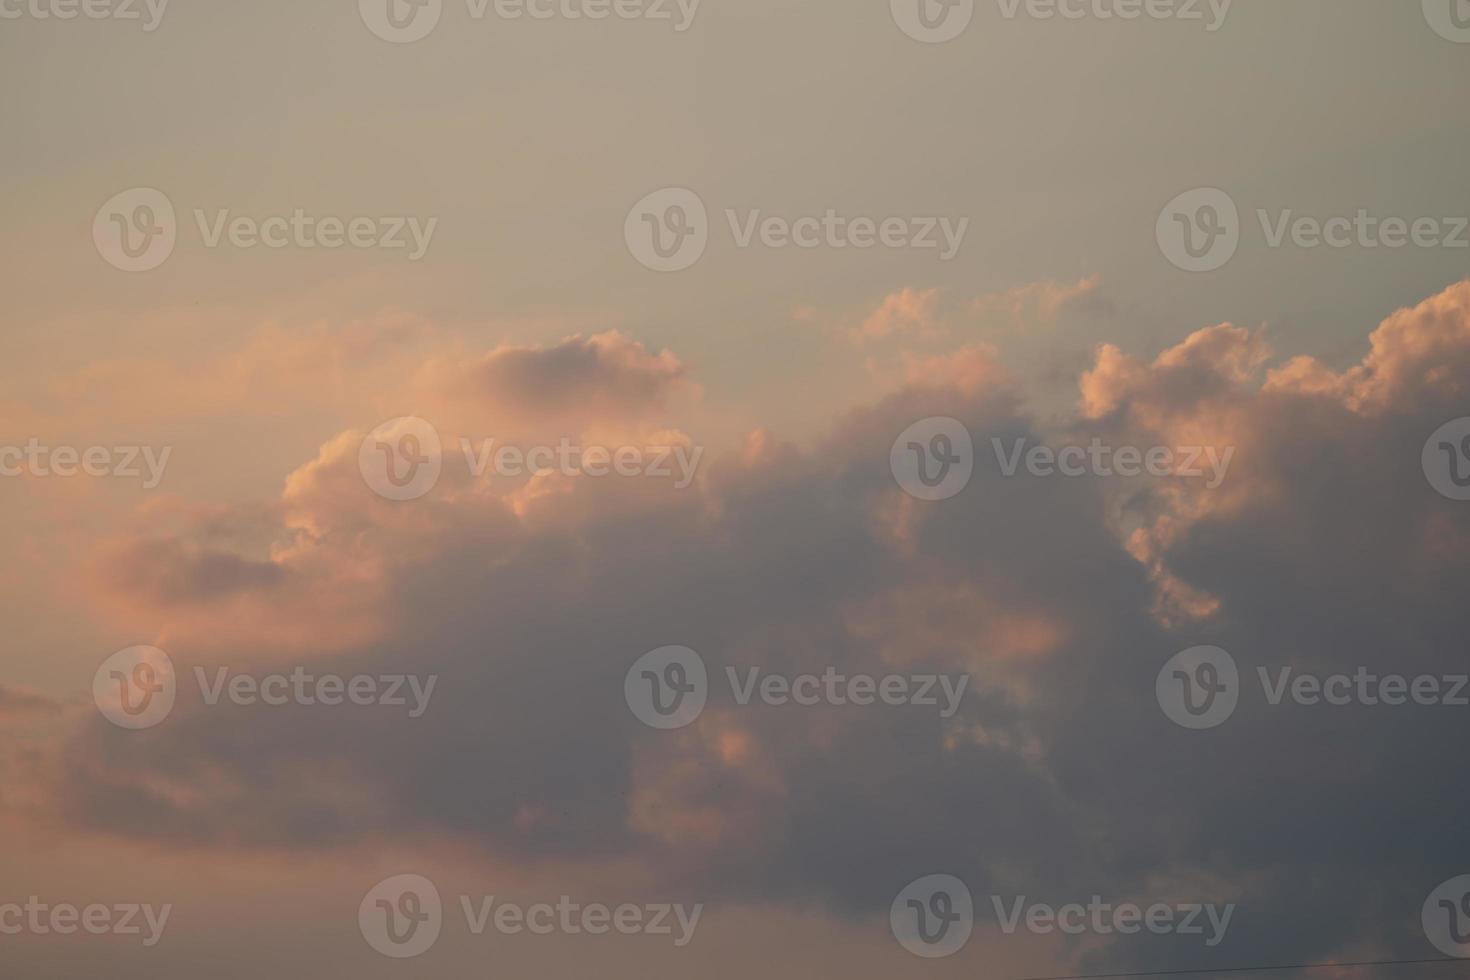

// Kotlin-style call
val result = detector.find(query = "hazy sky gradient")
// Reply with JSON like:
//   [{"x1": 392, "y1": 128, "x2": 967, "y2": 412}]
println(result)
[{"x1": 2, "y1": 1, "x2": 1469, "y2": 977}]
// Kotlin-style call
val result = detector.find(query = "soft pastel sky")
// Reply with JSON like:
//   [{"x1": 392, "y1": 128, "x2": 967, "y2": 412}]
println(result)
[{"x1": 3, "y1": 1, "x2": 1470, "y2": 977}]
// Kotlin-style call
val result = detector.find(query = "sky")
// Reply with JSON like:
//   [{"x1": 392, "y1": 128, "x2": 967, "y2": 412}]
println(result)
[{"x1": 2, "y1": 0, "x2": 1470, "y2": 977}]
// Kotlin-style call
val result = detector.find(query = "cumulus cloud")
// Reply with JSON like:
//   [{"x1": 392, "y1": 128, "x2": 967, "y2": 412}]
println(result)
[{"x1": 17, "y1": 280, "x2": 1470, "y2": 978}]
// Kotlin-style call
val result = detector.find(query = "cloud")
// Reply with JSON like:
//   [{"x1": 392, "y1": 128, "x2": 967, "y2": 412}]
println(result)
[
  {"x1": 850, "y1": 277, "x2": 1108, "y2": 346},
  {"x1": 23, "y1": 279, "x2": 1470, "y2": 977},
  {"x1": 856, "y1": 288, "x2": 943, "y2": 342},
  {"x1": 422, "y1": 330, "x2": 693, "y2": 431}
]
